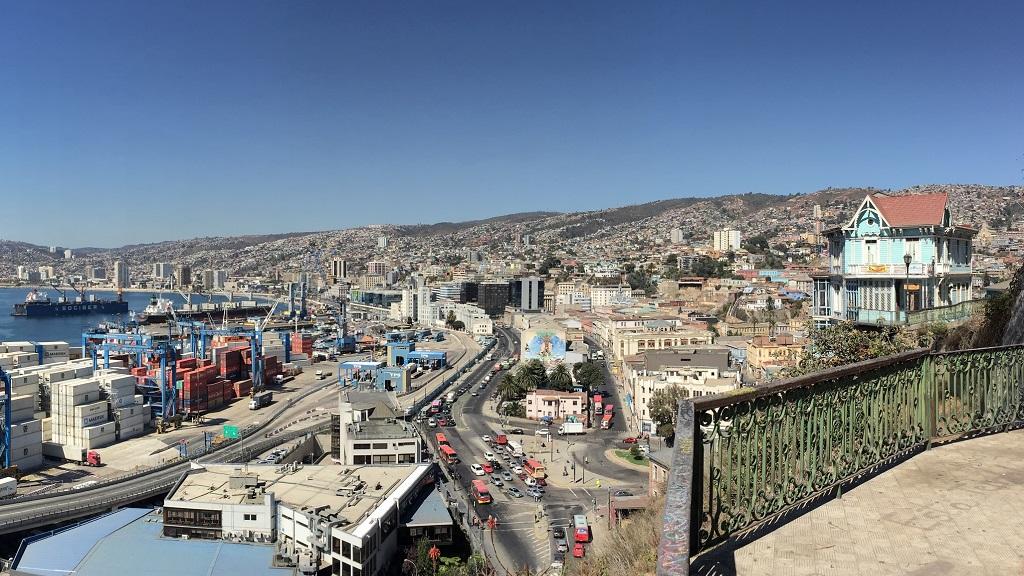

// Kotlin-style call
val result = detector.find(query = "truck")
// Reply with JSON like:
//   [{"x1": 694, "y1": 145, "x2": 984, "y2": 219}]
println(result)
[
  {"x1": 0, "y1": 477, "x2": 18, "y2": 499},
  {"x1": 558, "y1": 422, "x2": 585, "y2": 435},
  {"x1": 249, "y1": 391, "x2": 273, "y2": 410},
  {"x1": 446, "y1": 391, "x2": 457, "y2": 404},
  {"x1": 495, "y1": 433, "x2": 508, "y2": 446},
  {"x1": 41, "y1": 443, "x2": 103, "y2": 466}
]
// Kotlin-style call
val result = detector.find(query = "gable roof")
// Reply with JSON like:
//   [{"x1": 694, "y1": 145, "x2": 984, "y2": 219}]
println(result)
[{"x1": 869, "y1": 192, "x2": 948, "y2": 227}]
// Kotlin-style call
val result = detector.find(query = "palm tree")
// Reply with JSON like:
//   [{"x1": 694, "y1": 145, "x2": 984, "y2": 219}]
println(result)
[
  {"x1": 548, "y1": 363, "x2": 572, "y2": 391},
  {"x1": 518, "y1": 360, "x2": 547, "y2": 391},
  {"x1": 497, "y1": 370, "x2": 523, "y2": 401}
]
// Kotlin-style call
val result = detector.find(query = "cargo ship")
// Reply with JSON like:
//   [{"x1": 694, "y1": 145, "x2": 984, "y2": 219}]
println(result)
[
  {"x1": 12, "y1": 288, "x2": 129, "y2": 317},
  {"x1": 135, "y1": 294, "x2": 272, "y2": 325}
]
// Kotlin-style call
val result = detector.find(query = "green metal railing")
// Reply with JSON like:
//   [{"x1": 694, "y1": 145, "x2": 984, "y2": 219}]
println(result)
[
  {"x1": 906, "y1": 299, "x2": 980, "y2": 326},
  {"x1": 658, "y1": 344, "x2": 1024, "y2": 575}
]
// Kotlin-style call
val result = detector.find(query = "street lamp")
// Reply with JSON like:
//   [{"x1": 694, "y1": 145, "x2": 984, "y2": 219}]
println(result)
[
  {"x1": 582, "y1": 456, "x2": 588, "y2": 484},
  {"x1": 903, "y1": 253, "x2": 913, "y2": 325}
]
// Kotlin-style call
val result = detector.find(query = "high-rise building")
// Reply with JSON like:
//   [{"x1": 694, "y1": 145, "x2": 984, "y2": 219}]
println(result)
[
  {"x1": 63, "y1": 249, "x2": 73, "y2": 260},
  {"x1": 377, "y1": 236, "x2": 389, "y2": 249},
  {"x1": 202, "y1": 269, "x2": 215, "y2": 290},
  {"x1": 670, "y1": 228, "x2": 685, "y2": 244},
  {"x1": 37, "y1": 266, "x2": 55, "y2": 280},
  {"x1": 90, "y1": 267, "x2": 106, "y2": 280},
  {"x1": 214, "y1": 270, "x2": 227, "y2": 290},
  {"x1": 330, "y1": 258, "x2": 349, "y2": 282},
  {"x1": 366, "y1": 261, "x2": 387, "y2": 276},
  {"x1": 508, "y1": 277, "x2": 544, "y2": 312},
  {"x1": 16, "y1": 265, "x2": 29, "y2": 280},
  {"x1": 712, "y1": 229, "x2": 742, "y2": 252},
  {"x1": 114, "y1": 260, "x2": 130, "y2": 290},
  {"x1": 152, "y1": 263, "x2": 173, "y2": 279},
  {"x1": 174, "y1": 264, "x2": 192, "y2": 287},
  {"x1": 478, "y1": 282, "x2": 510, "y2": 317}
]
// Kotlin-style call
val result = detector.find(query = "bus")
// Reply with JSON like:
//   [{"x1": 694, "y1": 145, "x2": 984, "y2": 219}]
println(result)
[
  {"x1": 429, "y1": 399, "x2": 443, "y2": 415},
  {"x1": 593, "y1": 395, "x2": 603, "y2": 415},
  {"x1": 573, "y1": 514, "x2": 590, "y2": 542},
  {"x1": 439, "y1": 444, "x2": 459, "y2": 465},
  {"x1": 523, "y1": 458, "x2": 546, "y2": 479},
  {"x1": 435, "y1": 432, "x2": 449, "y2": 446},
  {"x1": 601, "y1": 413, "x2": 613, "y2": 430},
  {"x1": 506, "y1": 440, "x2": 524, "y2": 458},
  {"x1": 471, "y1": 480, "x2": 492, "y2": 504},
  {"x1": 604, "y1": 404, "x2": 614, "y2": 415}
]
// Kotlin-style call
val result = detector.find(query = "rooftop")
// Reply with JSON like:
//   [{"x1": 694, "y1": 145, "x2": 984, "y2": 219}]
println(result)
[
  {"x1": 869, "y1": 192, "x2": 948, "y2": 227},
  {"x1": 167, "y1": 463, "x2": 426, "y2": 533},
  {"x1": 13, "y1": 508, "x2": 289, "y2": 576},
  {"x1": 348, "y1": 418, "x2": 419, "y2": 440}
]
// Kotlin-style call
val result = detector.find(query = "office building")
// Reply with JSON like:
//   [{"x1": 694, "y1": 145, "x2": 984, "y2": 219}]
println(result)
[
  {"x1": 174, "y1": 264, "x2": 191, "y2": 286},
  {"x1": 89, "y1": 267, "x2": 106, "y2": 280},
  {"x1": 152, "y1": 262, "x2": 173, "y2": 279},
  {"x1": 508, "y1": 277, "x2": 544, "y2": 312},
  {"x1": 366, "y1": 261, "x2": 387, "y2": 276},
  {"x1": 478, "y1": 282, "x2": 509, "y2": 317},
  {"x1": 331, "y1": 258, "x2": 349, "y2": 282}
]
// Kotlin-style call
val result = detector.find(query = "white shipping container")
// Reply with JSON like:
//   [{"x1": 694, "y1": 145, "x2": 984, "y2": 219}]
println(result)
[
  {"x1": 10, "y1": 433, "x2": 42, "y2": 453},
  {"x1": 10, "y1": 419, "x2": 42, "y2": 438},
  {"x1": 10, "y1": 374, "x2": 38, "y2": 387},
  {"x1": 0, "y1": 477, "x2": 17, "y2": 498},
  {"x1": 117, "y1": 413, "x2": 145, "y2": 429},
  {"x1": 79, "y1": 413, "x2": 109, "y2": 428},
  {"x1": 11, "y1": 453, "x2": 42, "y2": 472},
  {"x1": 81, "y1": 432, "x2": 115, "y2": 450},
  {"x1": 73, "y1": 401, "x2": 108, "y2": 417},
  {"x1": 118, "y1": 423, "x2": 146, "y2": 440},
  {"x1": 9, "y1": 394, "x2": 34, "y2": 411},
  {"x1": 10, "y1": 407, "x2": 35, "y2": 424},
  {"x1": 80, "y1": 423, "x2": 113, "y2": 439}
]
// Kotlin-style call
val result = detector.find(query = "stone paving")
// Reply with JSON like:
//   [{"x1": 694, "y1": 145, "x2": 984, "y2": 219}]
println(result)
[{"x1": 693, "y1": 429, "x2": 1024, "y2": 576}]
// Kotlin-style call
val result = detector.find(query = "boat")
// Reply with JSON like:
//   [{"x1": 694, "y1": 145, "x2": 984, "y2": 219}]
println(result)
[
  {"x1": 12, "y1": 288, "x2": 129, "y2": 317},
  {"x1": 134, "y1": 294, "x2": 272, "y2": 325}
]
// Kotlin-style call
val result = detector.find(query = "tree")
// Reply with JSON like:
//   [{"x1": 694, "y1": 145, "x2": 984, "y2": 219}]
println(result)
[
  {"x1": 517, "y1": 359, "x2": 547, "y2": 390},
  {"x1": 445, "y1": 310, "x2": 456, "y2": 328},
  {"x1": 648, "y1": 384, "x2": 689, "y2": 442},
  {"x1": 502, "y1": 401, "x2": 526, "y2": 418},
  {"x1": 786, "y1": 322, "x2": 920, "y2": 377},
  {"x1": 573, "y1": 362, "x2": 604, "y2": 392},
  {"x1": 497, "y1": 371, "x2": 524, "y2": 401},
  {"x1": 451, "y1": 320, "x2": 465, "y2": 331},
  {"x1": 548, "y1": 363, "x2": 573, "y2": 391}
]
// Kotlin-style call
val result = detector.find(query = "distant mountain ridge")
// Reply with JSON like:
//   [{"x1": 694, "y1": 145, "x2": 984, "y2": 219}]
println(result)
[{"x1": 1, "y1": 184, "x2": 1019, "y2": 277}]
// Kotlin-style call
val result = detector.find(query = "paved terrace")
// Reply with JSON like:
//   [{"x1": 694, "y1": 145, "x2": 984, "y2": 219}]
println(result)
[{"x1": 693, "y1": 429, "x2": 1024, "y2": 576}]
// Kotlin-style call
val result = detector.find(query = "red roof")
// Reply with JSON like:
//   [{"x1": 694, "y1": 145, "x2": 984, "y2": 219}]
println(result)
[{"x1": 870, "y1": 193, "x2": 947, "y2": 227}]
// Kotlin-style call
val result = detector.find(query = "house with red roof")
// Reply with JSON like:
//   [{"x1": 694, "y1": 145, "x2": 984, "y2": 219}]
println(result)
[{"x1": 811, "y1": 192, "x2": 977, "y2": 328}]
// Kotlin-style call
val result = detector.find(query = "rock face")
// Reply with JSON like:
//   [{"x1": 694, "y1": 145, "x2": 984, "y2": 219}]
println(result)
[{"x1": 1001, "y1": 267, "x2": 1024, "y2": 346}]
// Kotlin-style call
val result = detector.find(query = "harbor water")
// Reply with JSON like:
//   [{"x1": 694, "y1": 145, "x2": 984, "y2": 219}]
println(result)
[{"x1": 0, "y1": 288, "x2": 267, "y2": 344}]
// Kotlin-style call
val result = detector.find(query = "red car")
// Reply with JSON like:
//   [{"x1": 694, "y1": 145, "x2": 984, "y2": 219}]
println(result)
[
  {"x1": 573, "y1": 543, "x2": 586, "y2": 558},
  {"x1": 437, "y1": 418, "x2": 448, "y2": 426},
  {"x1": 622, "y1": 437, "x2": 638, "y2": 444},
  {"x1": 535, "y1": 477, "x2": 547, "y2": 486},
  {"x1": 482, "y1": 462, "x2": 494, "y2": 474}
]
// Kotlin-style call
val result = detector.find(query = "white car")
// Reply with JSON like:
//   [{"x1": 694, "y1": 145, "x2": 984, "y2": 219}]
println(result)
[
  {"x1": 482, "y1": 435, "x2": 492, "y2": 443},
  {"x1": 535, "y1": 428, "x2": 549, "y2": 436},
  {"x1": 525, "y1": 477, "x2": 538, "y2": 487},
  {"x1": 484, "y1": 451, "x2": 496, "y2": 462},
  {"x1": 512, "y1": 466, "x2": 524, "y2": 475},
  {"x1": 427, "y1": 418, "x2": 437, "y2": 428},
  {"x1": 470, "y1": 464, "x2": 486, "y2": 476}
]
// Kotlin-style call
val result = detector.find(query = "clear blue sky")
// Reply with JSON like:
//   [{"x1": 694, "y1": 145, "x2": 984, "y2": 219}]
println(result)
[{"x1": 1, "y1": 1, "x2": 1021, "y2": 247}]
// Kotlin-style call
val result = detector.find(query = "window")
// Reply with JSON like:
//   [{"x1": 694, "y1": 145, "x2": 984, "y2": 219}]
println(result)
[
  {"x1": 353, "y1": 443, "x2": 371, "y2": 450},
  {"x1": 333, "y1": 537, "x2": 341, "y2": 554},
  {"x1": 23, "y1": 448, "x2": 28, "y2": 456},
  {"x1": 354, "y1": 455, "x2": 371, "y2": 464},
  {"x1": 864, "y1": 240, "x2": 878, "y2": 264},
  {"x1": 372, "y1": 443, "x2": 388, "y2": 449},
  {"x1": 905, "y1": 238, "x2": 920, "y2": 262},
  {"x1": 243, "y1": 513, "x2": 258, "y2": 521}
]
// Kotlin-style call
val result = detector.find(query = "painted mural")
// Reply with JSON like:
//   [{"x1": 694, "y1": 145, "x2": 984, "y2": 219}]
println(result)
[{"x1": 523, "y1": 328, "x2": 567, "y2": 363}]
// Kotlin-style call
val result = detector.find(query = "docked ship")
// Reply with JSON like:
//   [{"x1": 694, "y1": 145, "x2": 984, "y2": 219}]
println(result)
[
  {"x1": 134, "y1": 294, "x2": 272, "y2": 325},
  {"x1": 12, "y1": 288, "x2": 130, "y2": 317}
]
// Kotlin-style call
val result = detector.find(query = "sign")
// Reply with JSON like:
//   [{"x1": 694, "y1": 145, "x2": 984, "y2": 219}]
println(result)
[
  {"x1": 866, "y1": 264, "x2": 890, "y2": 273},
  {"x1": 642, "y1": 421, "x2": 652, "y2": 434},
  {"x1": 223, "y1": 425, "x2": 239, "y2": 439},
  {"x1": 908, "y1": 263, "x2": 926, "y2": 275}
]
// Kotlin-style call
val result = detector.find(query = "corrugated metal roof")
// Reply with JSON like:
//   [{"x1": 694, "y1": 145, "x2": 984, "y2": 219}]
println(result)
[{"x1": 15, "y1": 508, "x2": 290, "y2": 576}]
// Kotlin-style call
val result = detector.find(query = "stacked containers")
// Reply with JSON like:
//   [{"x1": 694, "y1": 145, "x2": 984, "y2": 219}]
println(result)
[
  {"x1": 292, "y1": 333, "x2": 313, "y2": 358},
  {"x1": 233, "y1": 378, "x2": 253, "y2": 398},
  {"x1": 50, "y1": 378, "x2": 115, "y2": 450},
  {"x1": 206, "y1": 379, "x2": 224, "y2": 410}
]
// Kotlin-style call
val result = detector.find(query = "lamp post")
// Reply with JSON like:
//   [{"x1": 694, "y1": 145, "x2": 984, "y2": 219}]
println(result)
[
  {"x1": 903, "y1": 253, "x2": 913, "y2": 325},
  {"x1": 583, "y1": 456, "x2": 588, "y2": 484}
]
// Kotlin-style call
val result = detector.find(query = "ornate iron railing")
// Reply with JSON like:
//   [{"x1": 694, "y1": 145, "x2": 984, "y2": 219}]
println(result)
[
  {"x1": 657, "y1": 344, "x2": 1024, "y2": 575},
  {"x1": 906, "y1": 299, "x2": 980, "y2": 326}
]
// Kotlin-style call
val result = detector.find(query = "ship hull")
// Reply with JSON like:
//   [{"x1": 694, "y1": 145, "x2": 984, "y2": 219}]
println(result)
[
  {"x1": 136, "y1": 305, "x2": 271, "y2": 325},
  {"x1": 12, "y1": 301, "x2": 130, "y2": 317}
]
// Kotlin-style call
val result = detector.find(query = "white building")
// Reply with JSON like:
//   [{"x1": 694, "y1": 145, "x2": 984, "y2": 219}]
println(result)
[
  {"x1": 713, "y1": 229, "x2": 742, "y2": 252},
  {"x1": 589, "y1": 285, "x2": 632, "y2": 308},
  {"x1": 113, "y1": 260, "x2": 130, "y2": 290},
  {"x1": 64, "y1": 249, "x2": 73, "y2": 260},
  {"x1": 670, "y1": 228, "x2": 685, "y2": 244},
  {"x1": 37, "y1": 266, "x2": 55, "y2": 280},
  {"x1": 377, "y1": 235, "x2": 389, "y2": 249}
]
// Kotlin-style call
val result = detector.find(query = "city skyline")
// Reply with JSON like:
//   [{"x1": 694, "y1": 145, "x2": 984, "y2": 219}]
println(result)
[{"x1": 3, "y1": 1, "x2": 1022, "y2": 247}]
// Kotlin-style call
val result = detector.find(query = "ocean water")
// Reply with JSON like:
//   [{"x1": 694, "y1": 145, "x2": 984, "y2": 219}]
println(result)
[{"x1": 0, "y1": 288, "x2": 261, "y2": 345}]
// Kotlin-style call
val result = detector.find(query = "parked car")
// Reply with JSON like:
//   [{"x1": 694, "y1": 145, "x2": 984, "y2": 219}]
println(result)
[
  {"x1": 535, "y1": 477, "x2": 546, "y2": 486},
  {"x1": 437, "y1": 418, "x2": 448, "y2": 426},
  {"x1": 550, "y1": 553, "x2": 564, "y2": 570},
  {"x1": 552, "y1": 527, "x2": 566, "y2": 539},
  {"x1": 526, "y1": 487, "x2": 544, "y2": 499},
  {"x1": 507, "y1": 487, "x2": 524, "y2": 498},
  {"x1": 622, "y1": 437, "x2": 638, "y2": 444},
  {"x1": 535, "y1": 428, "x2": 549, "y2": 436},
  {"x1": 573, "y1": 543, "x2": 586, "y2": 558},
  {"x1": 471, "y1": 392, "x2": 479, "y2": 396},
  {"x1": 613, "y1": 490, "x2": 634, "y2": 497},
  {"x1": 509, "y1": 428, "x2": 524, "y2": 434},
  {"x1": 556, "y1": 539, "x2": 569, "y2": 553},
  {"x1": 470, "y1": 464, "x2": 485, "y2": 476}
]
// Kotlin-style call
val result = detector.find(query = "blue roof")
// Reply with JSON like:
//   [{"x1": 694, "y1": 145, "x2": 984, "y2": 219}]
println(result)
[{"x1": 15, "y1": 509, "x2": 290, "y2": 576}]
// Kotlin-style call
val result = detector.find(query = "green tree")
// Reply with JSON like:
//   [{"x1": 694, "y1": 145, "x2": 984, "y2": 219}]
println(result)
[
  {"x1": 501, "y1": 400, "x2": 526, "y2": 418},
  {"x1": 451, "y1": 320, "x2": 465, "y2": 331},
  {"x1": 497, "y1": 371, "x2": 524, "y2": 400},
  {"x1": 648, "y1": 384, "x2": 690, "y2": 443},
  {"x1": 547, "y1": 363, "x2": 573, "y2": 391},
  {"x1": 517, "y1": 359, "x2": 547, "y2": 390},
  {"x1": 786, "y1": 322, "x2": 919, "y2": 377},
  {"x1": 445, "y1": 310, "x2": 456, "y2": 328},
  {"x1": 572, "y1": 362, "x2": 604, "y2": 392}
]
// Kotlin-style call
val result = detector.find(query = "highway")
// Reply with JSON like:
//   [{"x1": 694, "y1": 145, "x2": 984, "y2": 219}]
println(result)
[{"x1": 0, "y1": 376, "x2": 338, "y2": 536}]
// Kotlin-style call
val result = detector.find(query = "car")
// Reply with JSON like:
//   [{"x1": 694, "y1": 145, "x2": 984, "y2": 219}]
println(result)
[
  {"x1": 482, "y1": 435, "x2": 492, "y2": 443},
  {"x1": 512, "y1": 466, "x2": 523, "y2": 475},
  {"x1": 479, "y1": 383, "x2": 486, "y2": 389},
  {"x1": 551, "y1": 553, "x2": 565, "y2": 570},
  {"x1": 552, "y1": 527, "x2": 566, "y2": 539},
  {"x1": 518, "y1": 471, "x2": 529, "y2": 481},
  {"x1": 573, "y1": 543, "x2": 586, "y2": 558},
  {"x1": 491, "y1": 477, "x2": 504, "y2": 487},
  {"x1": 535, "y1": 477, "x2": 546, "y2": 487},
  {"x1": 556, "y1": 539, "x2": 569, "y2": 553},
  {"x1": 501, "y1": 472, "x2": 513, "y2": 481},
  {"x1": 509, "y1": 428, "x2": 524, "y2": 434},
  {"x1": 427, "y1": 418, "x2": 437, "y2": 427},
  {"x1": 524, "y1": 477, "x2": 538, "y2": 487},
  {"x1": 436, "y1": 418, "x2": 448, "y2": 426},
  {"x1": 471, "y1": 392, "x2": 479, "y2": 396},
  {"x1": 526, "y1": 487, "x2": 544, "y2": 498},
  {"x1": 470, "y1": 464, "x2": 485, "y2": 476},
  {"x1": 491, "y1": 460, "x2": 503, "y2": 470},
  {"x1": 535, "y1": 428, "x2": 549, "y2": 436},
  {"x1": 484, "y1": 451, "x2": 496, "y2": 461},
  {"x1": 622, "y1": 436, "x2": 638, "y2": 444},
  {"x1": 507, "y1": 487, "x2": 524, "y2": 498},
  {"x1": 613, "y1": 490, "x2": 634, "y2": 497},
  {"x1": 482, "y1": 462, "x2": 494, "y2": 474}
]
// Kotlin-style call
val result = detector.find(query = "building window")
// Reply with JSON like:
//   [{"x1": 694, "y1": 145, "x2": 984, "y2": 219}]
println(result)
[
  {"x1": 905, "y1": 238, "x2": 920, "y2": 262},
  {"x1": 244, "y1": 513, "x2": 258, "y2": 521},
  {"x1": 354, "y1": 443, "x2": 371, "y2": 450},
  {"x1": 372, "y1": 443, "x2": 388, "y2": 449},
  {"x1": 333, "y1": 537, "x2": 341, "y2": 553}
]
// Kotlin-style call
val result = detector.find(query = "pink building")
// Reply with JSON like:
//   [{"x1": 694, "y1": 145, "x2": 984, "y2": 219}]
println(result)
[{"x1": 524, "y1": 389, "x2": 587, "y2": 422}]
